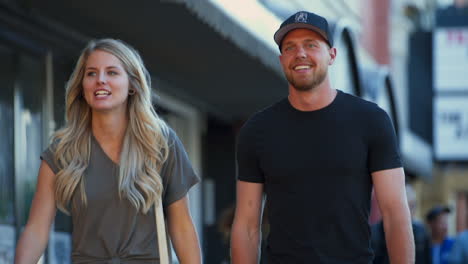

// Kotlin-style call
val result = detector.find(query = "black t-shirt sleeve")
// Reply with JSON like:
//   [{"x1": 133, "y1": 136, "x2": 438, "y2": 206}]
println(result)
[
  {"x1": 236, "y1": 119, "x2": 265, "y2": 183},
  {"x1": 367, "y1": 107, "x2": 402, "y2": 173}
]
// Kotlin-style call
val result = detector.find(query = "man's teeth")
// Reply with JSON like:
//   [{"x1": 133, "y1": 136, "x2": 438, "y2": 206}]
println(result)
[
  {"x1": 95, "y1": 90, "x2": 110, "y2": 96},
  {"x1": 294, "y1": 65, "x2": 311, "y2": 70}
]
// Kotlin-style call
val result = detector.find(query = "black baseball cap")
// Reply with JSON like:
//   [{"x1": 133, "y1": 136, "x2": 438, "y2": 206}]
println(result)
[
  {"x1": 274, "y1": 11, "x2": 333, "y2": 51},
  {"x1": 426, "y1": 205, "x2": 451, "y2": 222}
]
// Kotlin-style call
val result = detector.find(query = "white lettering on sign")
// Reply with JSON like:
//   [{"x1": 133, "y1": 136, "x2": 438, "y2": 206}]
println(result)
[
  {"x1": 446, "y1": 30, "x2": 468, "y2": 45},
  {"x1": 434, "y1": 28, "x2": 468, "y2": 91},
  {"x1": 434, "y1": 95, "x2": 468, "y2": 160}
]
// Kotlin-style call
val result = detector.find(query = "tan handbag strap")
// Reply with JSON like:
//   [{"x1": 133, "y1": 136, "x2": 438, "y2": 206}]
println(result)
[{"x1": 155, "y1": 198, "x2": 170, "y2": 264}]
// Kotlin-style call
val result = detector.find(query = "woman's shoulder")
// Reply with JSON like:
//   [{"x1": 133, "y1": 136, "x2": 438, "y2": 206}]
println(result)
[
  {"x1": 41, "y1": 137, "x2": 63, "y2": 174},
  {"x1": 160, "y1": 125, "x2": 176, "y2": 146}
]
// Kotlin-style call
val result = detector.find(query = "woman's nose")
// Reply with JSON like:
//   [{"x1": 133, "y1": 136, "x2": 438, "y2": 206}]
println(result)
[{"x1": 97, "y1": 72, "x2": 106, "y2": 84}]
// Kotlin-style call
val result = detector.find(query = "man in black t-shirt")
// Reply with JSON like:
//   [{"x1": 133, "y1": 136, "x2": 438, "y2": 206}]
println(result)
[{"x1": 230, "y1": 11, "x2": 415, "y2": 264}]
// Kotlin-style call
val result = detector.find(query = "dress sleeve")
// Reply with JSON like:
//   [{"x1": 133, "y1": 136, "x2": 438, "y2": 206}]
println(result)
[
  {"x1": 367, "y1": 107, "x2": 402, "y2": 173},
  {"x1": 40, "y1": 142, "x2": 60, "y2": 174},
  {"x1": 236, "y1": 118, "x2": 265, "y2": 183},
  {"x1": 161, "y1": 128, "x2": 200, "y2": 207}
]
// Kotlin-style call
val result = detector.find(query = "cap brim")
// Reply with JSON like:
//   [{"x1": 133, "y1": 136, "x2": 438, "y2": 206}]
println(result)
[
  {"x1": 274, "y1": 23, "x2": 331, "y2": 47},
  {"x1": 426, "y1": 206, "x2": 451, "y2": 221}
]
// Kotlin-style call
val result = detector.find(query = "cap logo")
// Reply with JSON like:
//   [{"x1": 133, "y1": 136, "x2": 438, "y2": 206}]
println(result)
[{"x1": 295, "y1": 12, "x2": 308, "y2": 23}]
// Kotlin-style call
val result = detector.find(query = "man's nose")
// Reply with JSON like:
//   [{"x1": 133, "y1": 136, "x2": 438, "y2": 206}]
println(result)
[{"x1": 295, "y1": 46, "x2": 307, "y2": 59}]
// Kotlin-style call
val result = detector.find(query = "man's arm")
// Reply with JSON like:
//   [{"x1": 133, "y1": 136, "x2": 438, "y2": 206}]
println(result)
[
  {"x1": 231, "y1": 180, "x2": 264, "y2": 264},
  {"x1": 372, "y1": 167, "x2": 415, "y2": 264}
]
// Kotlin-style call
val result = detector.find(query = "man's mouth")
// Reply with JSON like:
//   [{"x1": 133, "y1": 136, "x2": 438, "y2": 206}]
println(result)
[{"x1": 294, "y1": 65, "x2": 311, "y2": 70}]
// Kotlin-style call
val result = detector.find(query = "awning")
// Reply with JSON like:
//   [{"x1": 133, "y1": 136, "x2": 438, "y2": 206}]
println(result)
[{"x1": 28, "y1": 0, "x2": 288, "y2": 122}]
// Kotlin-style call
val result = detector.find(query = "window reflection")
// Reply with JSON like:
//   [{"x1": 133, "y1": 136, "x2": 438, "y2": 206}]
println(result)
[
  {"x1": 0, "y1": 42, "x2": 45, "y2": 262},
  {"x1": 0, "y1": 43, "x2": 16, "y2": 264},
  {"x1": 330, "y1": 34, "x2": 354, "y2": 95},
  {"x1": 14, "y1": 53, "x2": 44, "y2": 228}
]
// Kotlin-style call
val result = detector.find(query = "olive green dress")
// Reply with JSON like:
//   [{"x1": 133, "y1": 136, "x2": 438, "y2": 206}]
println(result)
[{"x1": 41, "y1": 129, "x2": 199, "y2": 263}]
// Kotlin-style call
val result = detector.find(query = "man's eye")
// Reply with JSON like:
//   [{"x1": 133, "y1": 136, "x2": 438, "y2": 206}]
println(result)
[{"x1": 284, "y1": 46, "x2": 295, "y2": 52}]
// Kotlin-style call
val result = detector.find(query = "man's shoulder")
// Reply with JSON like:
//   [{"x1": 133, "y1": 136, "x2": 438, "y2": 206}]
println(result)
[
  {"x1": 339, "y1": 91, "x2": 391, "y2": 125},
  {"x1": 455, "y1": 231, "x2": 468, "y2": 249},
  {"x1": 339, "y1": 90, "x2": 381, "y2": 112},
  {"x1": 242, "y1": 98, "x2": 287, "y2": 127},
  {"x1": 443, "y1": 237, "x2": 456, "y2": 248},
  {"x1": 459, "y1": 230, "x2": 468, "y2": 240}
]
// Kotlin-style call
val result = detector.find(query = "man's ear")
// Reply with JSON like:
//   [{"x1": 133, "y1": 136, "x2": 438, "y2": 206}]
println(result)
[{"x1": 328, "y1": 47, "x2": 337, "y2": 65}]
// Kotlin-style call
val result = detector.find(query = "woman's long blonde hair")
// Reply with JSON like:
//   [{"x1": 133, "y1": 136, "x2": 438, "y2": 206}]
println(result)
[{"x1": 52, "y1": 39, "x2": 169, "y2": 214}]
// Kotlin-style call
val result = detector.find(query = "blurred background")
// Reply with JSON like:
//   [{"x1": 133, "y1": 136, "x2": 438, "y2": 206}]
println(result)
[{"x1": 0, "y1": 0, "x2": 467, "y2": 263}]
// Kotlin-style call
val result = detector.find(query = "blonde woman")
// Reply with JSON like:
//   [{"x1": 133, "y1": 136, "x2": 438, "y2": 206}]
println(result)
[{"x1": 15, "y1": 39, "x2": 201, "y2": 263}]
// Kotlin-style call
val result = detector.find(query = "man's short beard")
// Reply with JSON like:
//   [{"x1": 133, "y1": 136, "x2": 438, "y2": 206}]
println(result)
[{"x1": 287, "y1": 68, "x2": 328, "y2": 92}]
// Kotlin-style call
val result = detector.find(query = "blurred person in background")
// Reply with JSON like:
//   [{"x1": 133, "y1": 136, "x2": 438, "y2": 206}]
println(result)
[
  {"x1": 231, "y1": 10, "x2": 414, "y2": 264},
  {"x1": 14, "y1": 38, "x2": 201, "y2": 263},
  {"x1": 448, "y1": 195, "x2": 468, "y2": 264},
  {"x1": 426, "y1": 205, "x2": 455, "y2": 264},
  {"x1": 371, "y1": 183, "x2": 431, "y2": 264},
  {"x1": 447, "y1": 226, "x2": 468, "y2": 264}
]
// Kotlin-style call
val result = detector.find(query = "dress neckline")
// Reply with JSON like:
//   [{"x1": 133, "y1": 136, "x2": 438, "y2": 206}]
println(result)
[{"x1": 91, "y1": 134, "x2": 120, "y2": 167}]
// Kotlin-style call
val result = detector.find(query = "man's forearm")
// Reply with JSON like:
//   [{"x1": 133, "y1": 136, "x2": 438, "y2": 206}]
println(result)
[
  {"x1": 231, "y1": 224, "x2": 261, "y2": 264},
  {"x1": 383, "y1": 215, "x2": 415, "y2": 264}
]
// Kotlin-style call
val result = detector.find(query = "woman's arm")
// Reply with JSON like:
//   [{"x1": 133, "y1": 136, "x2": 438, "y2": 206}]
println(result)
[
  {"x1": 15, "y1": 161, "x2": 57, "y2": 264},
  {"x1": 166, "y1": 195, "x2": 201, "y2": 264}
]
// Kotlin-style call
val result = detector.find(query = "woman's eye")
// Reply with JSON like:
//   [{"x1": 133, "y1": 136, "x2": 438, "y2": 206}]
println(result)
[
  {"x1": 108, "y1": 71, "x2": 118, "y2": 76},
  {"x1": 86, "y1": 72, "x2": 96, "y2": 77}
]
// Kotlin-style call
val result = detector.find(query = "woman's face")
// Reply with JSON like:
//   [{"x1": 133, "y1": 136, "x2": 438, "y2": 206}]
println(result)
[{"x1": 82, "y1": 50, "x2": 131, "y2": 114}]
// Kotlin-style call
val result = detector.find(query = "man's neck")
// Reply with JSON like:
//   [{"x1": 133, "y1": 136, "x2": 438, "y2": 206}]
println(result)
[
  {"x1": 288, "y1": 84, "x2": 337, "y2": 112},
  {"x1": 431, "y1": 236, "x2": 445, "y2": 244}
]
